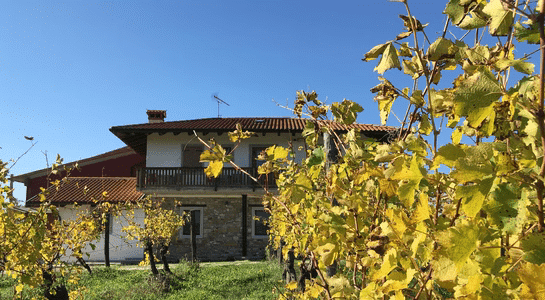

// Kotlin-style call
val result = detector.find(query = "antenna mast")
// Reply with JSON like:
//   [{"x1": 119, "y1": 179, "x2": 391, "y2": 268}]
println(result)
[{"x1": 213, "y1": 94, "x2": 230, "y2": 118}]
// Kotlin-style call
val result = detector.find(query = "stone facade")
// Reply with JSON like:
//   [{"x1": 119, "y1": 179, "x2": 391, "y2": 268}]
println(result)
[{"x1": 160, "y1": 195, "x2": 269, "y2": 262}]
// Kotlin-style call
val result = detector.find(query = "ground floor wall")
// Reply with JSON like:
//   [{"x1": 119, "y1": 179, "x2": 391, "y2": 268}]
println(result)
[
  {"x1": 159, "y1": 195, "x2": 270, "y2": 262},
  {"x1": 58, "y1": 205, "x2": 145, "y2": 263}
]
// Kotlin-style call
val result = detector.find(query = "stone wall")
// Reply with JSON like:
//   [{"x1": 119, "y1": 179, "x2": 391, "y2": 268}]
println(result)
[{"x1": 159, "y1": 195, "x2": 269, "y2": 262}]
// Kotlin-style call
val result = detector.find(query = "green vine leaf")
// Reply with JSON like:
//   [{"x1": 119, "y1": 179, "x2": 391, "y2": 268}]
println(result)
[
  {"x1": 444, "y1": 0, "x2": 466, "y2": 25},
  {"x1": 452, "y1": 67, "x2": 503, "y2": 127},
  {"x1": 486, "y1": 183, "x2": 527, "y2": 234},
  {"x1": 437, "y1": 220, "x2": 480, "y2": 268},
  {"x1": 520, "y1": 233, "x2": 545, "y2": 264},
  {"x1": 514, "y1": 22, "x2": 540, "y2": 44}
]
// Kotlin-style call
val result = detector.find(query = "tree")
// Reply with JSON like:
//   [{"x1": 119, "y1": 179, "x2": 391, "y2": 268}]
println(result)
[
  {"x1": 0, "y1": 157, "x2": 103, "y2": 299},
  {"x1": 121, "y1": 196, "x2": 184, "y2": 276},
  {"x1": 202, "y1": 0, "x2": 545, "y2": 298}
]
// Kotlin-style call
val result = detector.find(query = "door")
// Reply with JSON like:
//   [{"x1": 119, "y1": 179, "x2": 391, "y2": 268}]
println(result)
[
  {"x1": 183, "y1": 146, "x2": 203, "y2": 167},
  {"x1": 182, "y1": 145, "x2": 204, "y2": 185}
]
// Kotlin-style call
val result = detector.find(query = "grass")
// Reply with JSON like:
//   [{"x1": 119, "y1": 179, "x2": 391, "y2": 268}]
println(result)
[{"x1": 0, "y1": 260, "x2": 283, "y2": 300}]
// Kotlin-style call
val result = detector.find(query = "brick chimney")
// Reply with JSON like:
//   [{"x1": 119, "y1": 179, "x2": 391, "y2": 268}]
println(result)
[{"x1": 146, "y1": 110, "x2": 166, "y2": 123}]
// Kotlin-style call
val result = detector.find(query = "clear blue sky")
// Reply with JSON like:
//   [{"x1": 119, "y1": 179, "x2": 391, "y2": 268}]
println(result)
[{"x1": 2, "y1": 1, "x2": 532, "y2": 201}]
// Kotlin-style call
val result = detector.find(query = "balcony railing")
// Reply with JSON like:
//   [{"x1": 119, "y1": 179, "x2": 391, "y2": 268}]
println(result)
[{"x1": 136, "y1": 167, "x2": 276, "y2": 191}]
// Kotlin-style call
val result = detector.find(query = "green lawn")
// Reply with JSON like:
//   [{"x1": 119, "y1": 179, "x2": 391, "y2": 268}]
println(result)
[{"x1": 0, "y1": 260, "x2": 284, "y2": 300}]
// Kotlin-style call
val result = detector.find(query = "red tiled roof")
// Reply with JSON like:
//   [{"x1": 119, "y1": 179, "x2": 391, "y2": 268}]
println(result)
[
  {"x1": 26, "y1": 177, "x2": 144, "y2": 206},
  {"x1": 110, "y1": 117, "x2": 399, "y2": 156},
  {"x1": 111, "y1": 117, "x2": 395, "y2": 132}
]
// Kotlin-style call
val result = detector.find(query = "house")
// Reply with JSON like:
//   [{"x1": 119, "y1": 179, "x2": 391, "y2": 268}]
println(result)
[
  {"x1": 109, "y1": 110, "x2": 396, "y2": 261},
  {"x1": 12, "y1": 147, "x2": 146, "y2": 263}
]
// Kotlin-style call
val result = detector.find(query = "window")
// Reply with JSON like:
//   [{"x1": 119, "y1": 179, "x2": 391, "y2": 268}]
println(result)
[
  {"x1": 179, "y1": 207, "x2": 203, "y2": 238},
  {"x1": 252, "y1": 207, "x2": 270, "y2": 238}
]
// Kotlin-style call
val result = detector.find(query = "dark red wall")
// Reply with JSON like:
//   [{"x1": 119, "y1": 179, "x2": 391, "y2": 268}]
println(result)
[{"x1": 25, "y1": 153, "x2": 144, "y2": 200}]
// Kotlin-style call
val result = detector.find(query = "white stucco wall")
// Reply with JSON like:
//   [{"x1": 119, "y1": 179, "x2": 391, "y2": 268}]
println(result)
[
  {"x1": 58, "y1": 205, "x2": 145, "y2": 263},
  {"x1": 146, "y1": 132, "x2": 306, "y2": 168},
  {"x1": 147, "y1": 134, "x2": 183, "y2": 167}
]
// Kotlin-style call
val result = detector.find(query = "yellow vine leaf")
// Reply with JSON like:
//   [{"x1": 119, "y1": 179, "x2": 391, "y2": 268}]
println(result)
[
  {"x1": 482, "y1": 0, "x2": 514, "y2": 36},
  {"x1": 411, "y1": 193, "x2": 431, "y2": 224},
  {"x1": 315, "y1": 243, "x2": 337, "y2": 267},
  {"x1": 15, "y1": 284, "x2": 23, "y2": 294},
  {"x1": 455, "y1": 177, "x2": 494, "y2": 218},
  {"x1": 517, "y1": 262, "x2": 545, "y2": 299},
  {"x1": 374, "y1": 43, "x2": 401, "y2": 75},
  {"x1": 382, "y1": 268, "x2": 417, "y2": 293},
  {"x1": 433, "y1": 256, "x2": 458, "y2": 282},
  {"x1": 204, "y1": 160, "x2": 223, "y2": 178},
  {"x1": 371, "y1": 248, "x2": 398, "y2": 281}
]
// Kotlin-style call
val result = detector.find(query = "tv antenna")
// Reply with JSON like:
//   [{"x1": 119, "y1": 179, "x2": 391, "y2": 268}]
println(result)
[{"x1": 211, "y1": 93, "x2": 230, "y2": 118}]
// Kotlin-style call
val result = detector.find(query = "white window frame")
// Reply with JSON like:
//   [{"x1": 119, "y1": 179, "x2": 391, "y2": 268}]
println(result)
[
  {"x1": 179, "y1": 207, "x2": 204, "y2": 238},
  {"x1": 251, "y1": 207, "x2": 269, "y2": 239}
]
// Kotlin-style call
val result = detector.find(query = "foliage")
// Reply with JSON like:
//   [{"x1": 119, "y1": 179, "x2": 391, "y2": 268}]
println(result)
[
  {"x1": 0, "y1": 157, "x2": 106, "y2": 298},
  {"x1": 202, "y1": 0, "x2": 545, "y2": 298},
  {"x1": 121, "y1": 196, "x2": 185, "y2": 274},
  {"x1": 121, "y1": 196, "x2": 184, "y2": 250}
]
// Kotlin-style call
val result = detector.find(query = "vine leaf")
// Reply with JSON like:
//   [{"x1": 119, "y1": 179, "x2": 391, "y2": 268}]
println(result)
[
  {"x1": 494, "y1": 58, "x2": 535, "y2": 75},
  {"x1": 444, "y1": 0, "x2": 465, "y2": 25},
  {"x1": 362, "y1": 43, "x2": 389, "y2": 61},
  {"x1": 427, "y1": 37, "x2": 455, "y2": 61},
  {"x1": 482, "y1": 0, "x2": 514, "y2": 36},
  {"x1": 371, "y1": 248, "x2": 398, "y2": 280},
  {"x1": 514, "y1": 22, "x2": 540, "y2": 44},
  {"x1": 382, "y1": 268, "x2": 417, "y2": 294},
  {"x1": 411, "y1": 193, "x2": 431, "y2": 224},
  {"x1": 517, "y1": 262, "x2": 545, "y2": 299},
  {"x1": 374, "y1": 43, "x2": 402, "y2": 75},
  {"x1": 331, "y1": 99, "x2": 363, "y2": 125},
  {"x1": 458, "y1": 12, "x2": 488, "y2": 30},
  {"x1": 452, "y1": 67, "x2": 503, "y2": 127},
  {"x1": 419, "y1": 113, "x2": 433, "y2": 135},
  {"x1": 486, "y1": 183, "x2": 526, "y2": 234},
  {"x1": 455, "y1": 177, "x2": 494, "y2": 218},
  {"x1": 388, "y1": 156, "x2": 425, "y2": 207},
  {"x1": 437, "y1": 220, "x2": 479, "y2": 268},
  {"x1": 434, "y1": 143, "x2": 466, "y2": 168},
  {"x1": 433, "y1": 256, "x2": 458, "y2": 282},
  {"x1": 520, "y1": 232, "x2": 545, "y2": 264}
]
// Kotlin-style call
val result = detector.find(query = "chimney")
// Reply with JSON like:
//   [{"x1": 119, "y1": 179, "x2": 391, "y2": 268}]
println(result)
[{"x1": 146, "y1": 110, "x2": 166, "y2": 123}]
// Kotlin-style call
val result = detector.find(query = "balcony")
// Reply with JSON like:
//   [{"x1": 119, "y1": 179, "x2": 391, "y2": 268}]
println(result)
[{"x1": 136, "y1": 167, "x2": 276, "y2": 191}]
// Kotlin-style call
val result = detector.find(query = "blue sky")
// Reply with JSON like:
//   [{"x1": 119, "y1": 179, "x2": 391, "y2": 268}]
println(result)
[{"x1": 2, "y1": 1, "x2": 533, "y2": 201}]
